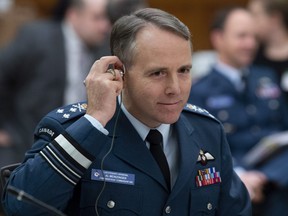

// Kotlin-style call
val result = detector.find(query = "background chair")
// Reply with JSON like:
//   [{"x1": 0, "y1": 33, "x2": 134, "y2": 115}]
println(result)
[{"x1": 0, "y1": 163, "x2": 20, "y2": 188}]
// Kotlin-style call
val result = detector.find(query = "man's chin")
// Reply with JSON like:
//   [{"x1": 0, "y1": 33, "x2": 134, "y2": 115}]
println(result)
[{"x1": 160, "y1": 113, "x2": 181, "y2": 125}]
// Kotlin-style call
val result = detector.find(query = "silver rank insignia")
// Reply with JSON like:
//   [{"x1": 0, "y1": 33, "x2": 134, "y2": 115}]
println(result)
[
  {"x1": 186, "y1": 103, "x2": 215, "y2": 119},
  {"x1": 69, "y1": 107, "x2": 77, "y2": 112},
  {"x1": 63, "y1": 113, "x2": 70, "y2": 119},
  {"x1": 72, "y1": 103, "x2": 87, "y2": 112},
  {"x1": 56, "y1": 109, "x2": 64, "y2": 114},
  {"x1": 197, "y1": 149, "x2": 215, "y2": 166}
]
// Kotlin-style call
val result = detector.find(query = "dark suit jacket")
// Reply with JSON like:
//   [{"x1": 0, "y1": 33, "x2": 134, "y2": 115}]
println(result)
[
  {"x1": 2, "y1": 102, "x2": 251, "y2": 215},
  {"x1": 0, "y1": 21, "x2": 110, "y2": 165}
]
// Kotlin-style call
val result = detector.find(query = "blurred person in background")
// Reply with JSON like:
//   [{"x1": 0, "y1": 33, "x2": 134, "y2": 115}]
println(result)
[
  {"x1": 189, "y1": 7, "x2": 288, "y2": 216},
  {"x1": 99, "y1": 0, "x2": 148, "y2": 59},
  {"x1": 0, "y1": 0, "x2": 110, "y2": 168},
  {"x1": 106, "y1": 0, "x2": 147, "y2": 25},
  {"x1": 248, "y1": 0, "x2": 288, "y2": 101}
]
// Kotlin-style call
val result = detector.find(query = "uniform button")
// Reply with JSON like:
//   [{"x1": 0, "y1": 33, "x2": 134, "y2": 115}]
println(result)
[
  {"x1": 207, "y1": 203, "x2": 213, "y2": 210},
  {"x1": 107, "y1": 200, "x2": 115, "y2": 209},
  {"x1": 165, "y1": 206, "x2": 172, "y2": 214}
]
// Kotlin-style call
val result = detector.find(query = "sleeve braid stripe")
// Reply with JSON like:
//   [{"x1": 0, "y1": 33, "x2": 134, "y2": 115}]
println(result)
[
  {"x1": 40, "y1": 151, "x2": 77, "y2": 185},
  {"x1": 46, "y1": 145, "x2": 81, "y2": 179},
  {"x1": 55, "y1": 134, "x2": 92, "y2": 169}
]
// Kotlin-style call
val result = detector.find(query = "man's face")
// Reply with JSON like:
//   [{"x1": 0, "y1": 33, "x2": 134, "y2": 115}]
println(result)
[
  {"x1": 215, "y1": 10, "x2": 257, "y2": 68},
  {"x1": 74, "y1": 0, "x2": 110, "y2": 46},
  {"x1": 122, "y1": 26, "x2": 192, "y2": 128}
]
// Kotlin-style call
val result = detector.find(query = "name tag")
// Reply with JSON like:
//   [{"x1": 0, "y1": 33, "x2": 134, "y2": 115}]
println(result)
[
  {"x1": 206, "y1": 95, "x2": 234, "y2": 109},
  {"x1": 91, "y1": 169, "x2": 135, "y2": 185}
]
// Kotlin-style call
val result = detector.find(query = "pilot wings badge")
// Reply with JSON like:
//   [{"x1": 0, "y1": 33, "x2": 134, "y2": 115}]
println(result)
[{"x1": 197, "y1": 149, "x2": 215, "y2": 166}]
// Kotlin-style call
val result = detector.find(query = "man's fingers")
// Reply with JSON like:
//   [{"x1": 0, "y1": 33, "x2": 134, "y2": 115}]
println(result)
[{"x1": 92, "y1": 56, "x2": 123, "y2": 74}]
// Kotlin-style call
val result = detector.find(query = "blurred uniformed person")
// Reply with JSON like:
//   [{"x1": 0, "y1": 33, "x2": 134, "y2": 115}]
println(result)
[
  {"x1": 189, "y1": 6, "x2": 288, "y2": 216},
  {"x1": 2, "y1": 8, "x2": 251, "y2": 216}
]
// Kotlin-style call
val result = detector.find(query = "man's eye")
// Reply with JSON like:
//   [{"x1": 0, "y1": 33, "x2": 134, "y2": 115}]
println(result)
[
  {"x1": 179, "y1": 68, "x2": 191, "y2": 74},
  {"x1": 151, "y1": 71, "x2": 164, "y2": 76}
]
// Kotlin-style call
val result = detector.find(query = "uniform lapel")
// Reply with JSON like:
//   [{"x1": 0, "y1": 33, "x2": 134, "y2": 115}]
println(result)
[
  {"x1": 108, "y1": 109, "x2": 169, "y2": 191},
  {"x1": 170, "y1": 114, "x2": 200, "y2": 198}
]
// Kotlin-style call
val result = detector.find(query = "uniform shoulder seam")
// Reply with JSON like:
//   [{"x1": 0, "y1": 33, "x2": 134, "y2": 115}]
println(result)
[
  {"x1": 47, "y1": 102, "x2": 87, "y2": 124},
  {"x1": 183, "y1": 103, "x2": 219, "y2": 122}
]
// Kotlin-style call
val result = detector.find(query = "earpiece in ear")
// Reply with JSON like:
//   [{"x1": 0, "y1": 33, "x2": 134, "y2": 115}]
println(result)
[{"x1": 120, "y1": 65, "x2": 126, "y2": 80}]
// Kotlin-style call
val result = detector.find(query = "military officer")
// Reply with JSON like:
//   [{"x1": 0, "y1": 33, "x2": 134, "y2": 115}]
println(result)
[
  {"x1": 189, "y1": 7, "x2": 288, "y2": 216},
  {"x1": 2, "y1": 8, "x2": 251, "y2": 215}
]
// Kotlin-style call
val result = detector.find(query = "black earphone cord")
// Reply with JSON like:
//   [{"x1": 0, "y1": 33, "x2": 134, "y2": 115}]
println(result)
[{"x1": 94, "y1": 93, "x2": 123, "y2": 216}]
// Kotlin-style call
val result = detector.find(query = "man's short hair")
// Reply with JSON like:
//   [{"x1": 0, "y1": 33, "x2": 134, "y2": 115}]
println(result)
[
  {"x1": 110, "y1": 8, "x2": 192, "y2": 70},
  {"x1": 210, "y1": 6, "x2": 246, "y2": 31}
]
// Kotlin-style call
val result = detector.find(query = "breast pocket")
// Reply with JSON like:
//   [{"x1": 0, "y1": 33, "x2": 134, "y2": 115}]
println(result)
[
  {"x1": 79, "y1": 180, "x2": 143, "y2": 216},
  {"x1": 190, "y1": 185, "x2": 220, "y2": 216}
]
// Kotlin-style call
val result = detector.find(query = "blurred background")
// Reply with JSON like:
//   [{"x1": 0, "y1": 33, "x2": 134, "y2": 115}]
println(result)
[{"x1": 0, "y1": 0, "x2": 249, "y2": 50}]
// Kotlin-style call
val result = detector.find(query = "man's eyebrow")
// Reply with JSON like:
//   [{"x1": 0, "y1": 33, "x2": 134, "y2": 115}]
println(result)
[
  {"x1": 144, "y1": 64, "x2": 192, "y2": 74},
  {"x1": 182, "y1": 64, "x2": 192, "y2": 68},
  {"x1": 145, "y1": 67, "x2": 168, "y2": 73},
  {"x1": 179, "y1": 64, "x2": 192, "y2": 69}
]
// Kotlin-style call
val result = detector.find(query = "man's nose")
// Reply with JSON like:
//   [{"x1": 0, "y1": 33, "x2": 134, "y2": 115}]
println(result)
[{"x1": 165, "y1": 74, "x2": 181, "y2": 95}]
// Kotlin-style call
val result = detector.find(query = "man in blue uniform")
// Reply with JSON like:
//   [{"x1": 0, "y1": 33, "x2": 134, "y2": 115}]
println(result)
[
  {"x1": 189, "y1": 7, "x2": 288, "y2": 216},
  {"x1": 2, "y1": 8, "x2": 251, "y2": 215}
]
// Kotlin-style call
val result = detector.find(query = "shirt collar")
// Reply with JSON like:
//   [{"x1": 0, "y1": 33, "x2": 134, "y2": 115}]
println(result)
[
  {"x1": 62, "y1": 21, "x2": 85, "y2": 52},
  {"x1": 119, "y1": 99, "x2": 171, "y2": 147},
  {"x1": 214, "y1": 60, "x2": 244, "y2": 86}
]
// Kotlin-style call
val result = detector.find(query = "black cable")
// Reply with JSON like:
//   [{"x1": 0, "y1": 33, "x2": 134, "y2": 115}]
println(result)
[
  {"x1": 94, "y1": 93, "x2": 123, "y2": 216},
  {"x1": 7, "y1": 185, "x2": 66, "y2": 216}
]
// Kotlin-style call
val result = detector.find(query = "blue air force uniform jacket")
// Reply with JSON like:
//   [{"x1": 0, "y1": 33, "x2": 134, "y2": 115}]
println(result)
[
  {"x1": 2, "y1": 102, "x2": 251, "y2": 215},
  {"x1": 189, "y1": 66, "x2": 288, "y2": 186}
]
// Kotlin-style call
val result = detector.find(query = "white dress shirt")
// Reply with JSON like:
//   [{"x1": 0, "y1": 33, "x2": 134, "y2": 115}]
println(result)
[
  {"x1": 62, "y1": 21, "x2": 92, "y2": 105},
  {"x1": 215, "y1": 61, "x2": 246, "y2": 92}
]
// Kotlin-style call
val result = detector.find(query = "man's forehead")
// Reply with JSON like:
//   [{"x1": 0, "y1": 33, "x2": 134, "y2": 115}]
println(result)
[
  {"x1": 135, "y1": 26, "x2": 190, "y2": 49},
  {"x1": 224, "y1": 10, "x2": 254, "y2": 30}
]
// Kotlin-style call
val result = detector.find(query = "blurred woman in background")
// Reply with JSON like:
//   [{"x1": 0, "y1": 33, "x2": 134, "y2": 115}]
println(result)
[{"x1": 248, "y1": 0, "x2": 288, "y2": 100}]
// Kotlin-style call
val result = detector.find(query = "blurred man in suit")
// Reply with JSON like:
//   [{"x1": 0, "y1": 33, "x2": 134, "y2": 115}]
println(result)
[
  {"x1": 2, "y1": 8, "x2": 251, "y2": 215},
  {"x1": 0, "y1": 0, "x2": 111, "y2": 168},
  {"x1": 189, "y1": 7, "x2": 288, "y2": 216}
]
